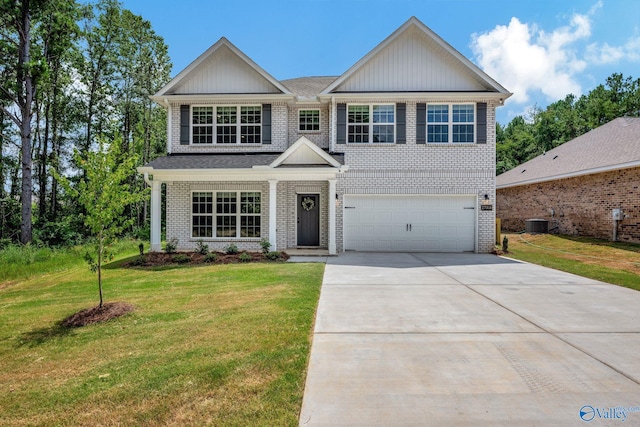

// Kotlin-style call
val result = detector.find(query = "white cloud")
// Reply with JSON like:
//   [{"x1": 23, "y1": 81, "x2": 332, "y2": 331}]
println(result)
[
  {"x1": 471, "y1": 13, "x2": 592, "y2": 104},
  {"x1": 586, "y1": 36, "x2": 640, "y2": 64}
]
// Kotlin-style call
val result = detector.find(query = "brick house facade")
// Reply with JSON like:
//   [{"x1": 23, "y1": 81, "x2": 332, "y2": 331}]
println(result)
[
  {"x1": 497, "y1": 118, "x2": 640, "y2": 243},
  {"x1": 139, "y1": 17, "x2": 511, "y2": 254}
]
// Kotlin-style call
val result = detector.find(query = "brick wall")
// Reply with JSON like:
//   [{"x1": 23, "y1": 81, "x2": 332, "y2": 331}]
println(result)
[
  {"x1": 497, "y1": 167, "x2": 640, "y2": 243},
  {"x1": 332, "y1": 98, "x2": 499, "y2": 253},
  {"x1": 287, "y1": 104, "x2": 330, "y2": 149}
]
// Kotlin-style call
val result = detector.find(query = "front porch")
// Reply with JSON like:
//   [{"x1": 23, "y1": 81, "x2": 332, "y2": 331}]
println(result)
[{"x1": 138, "y1": 137, "x2": 347, "y2": 255}]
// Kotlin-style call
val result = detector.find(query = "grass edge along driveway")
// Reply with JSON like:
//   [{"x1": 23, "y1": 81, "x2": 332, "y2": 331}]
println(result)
[
  {"x1": 502, "y1": 233, "x2": 640, "y2": 291},
  {"x1": 0, "y1": 252, "x2": 324, "y2": 427}
]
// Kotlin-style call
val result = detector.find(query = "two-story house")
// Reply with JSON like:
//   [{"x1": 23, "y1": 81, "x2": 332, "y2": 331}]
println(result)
[{"x1": 138, "y1": 17, "x2": 511, "y2": 254}]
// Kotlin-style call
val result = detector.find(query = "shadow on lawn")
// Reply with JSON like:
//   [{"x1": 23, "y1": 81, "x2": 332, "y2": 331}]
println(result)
[{"x1": 18, "y1": 322, "x2": 73, "y2": 347}]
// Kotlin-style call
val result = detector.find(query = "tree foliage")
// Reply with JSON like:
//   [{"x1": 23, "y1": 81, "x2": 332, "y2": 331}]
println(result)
[
  {"x1": 55, "y1": 136, "x2": 147, "y2": 307},
  {"x1": 497, "y1": 73, "x2": 640, "y2": 174},
  {"x1": 0, "y1": 0, "x2": 171, "y2": 245}
]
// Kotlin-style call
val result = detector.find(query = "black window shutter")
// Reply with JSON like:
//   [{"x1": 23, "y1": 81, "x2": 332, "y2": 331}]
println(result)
[
  {"x1": 262, "y1": 104, "x2": 271, "y2": 144},
  {"x1": 396, "y1": 103, "x2": 406, "y2": 144},
  {"x1": 180, "y1": 105, "x2": 190, "y2": 145},
  {"x1": 336, "y1": 103, "x2": 346, "y2": 144},
  {"x1": 477, "y1": 102, "x2": 487, "y2": 144},
  {"x1": 416, "y1": 103, "x2": 426, "y2": 144}
]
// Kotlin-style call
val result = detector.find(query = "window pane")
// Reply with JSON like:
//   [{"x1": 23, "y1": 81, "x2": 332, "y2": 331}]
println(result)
[
  {"x1": 372, "y1": 105, "x2": 394, "y2": 124},
  {"x1": 427, "y1": 105, "x2": 448, "y2": 123},
  {"x1": 453, "y1": 124, "x2": 474, "y2": 143},
  {"x1": 427, "y1": 124, "x2": 449, "y2": 143},
  {"x1": 192, "y1": 192, "x2": 213, "y2": 237},
  {"x1": 240, "y1": 215, "x2": 261, "y2": 238},
  {"x1": 453, "y1": 105, "x2": 474, "y2": 123},
  {"x1": 241, "y1": 192, "x2": 261, "y2": 214},
  {"x1": 372, "y1": 125, "x2": 394, "y2": 143},
  {"x1": 216, "y1": 126, "x2": 236, "y2": 144},
  {"x1": 216, "y1": 107, "x2": 237, "y2": 124},
  {"x1": 192, "y1": 107, "x2": 213, "y2": 124},
  {"x1": 216, "y1": 192, "x2": 237, "y2": 214},
  {"x1": 240, "y1": 125, "x2": 261, "y2": 144},
  {"x1": 193, "y1": 126, "x2": 213, "y2": 144},
  {"x1": 348, "y1": 125, "x2": 369, "y2": 143},
  {"x1": 299, "y1": 110, "x2": 320, "y2": 131},
  {"x1": 216, "y1": 216, "x2": 237, "y2": 237},
  {"x1": 348, "y1": 105, "x2": 369, "y2": 123},
  {"x1": 240, "y1": 106, "x2": 261, "y2": 124}
]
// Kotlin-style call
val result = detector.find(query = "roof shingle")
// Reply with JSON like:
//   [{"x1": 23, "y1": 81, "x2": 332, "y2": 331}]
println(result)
[{"x1": 496, "y1": 117, "x2": 640, "y2": 188}]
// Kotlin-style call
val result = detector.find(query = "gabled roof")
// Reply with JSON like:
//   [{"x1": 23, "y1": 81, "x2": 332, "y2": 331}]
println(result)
[
  {"x1": 154, "y1": 37, "x2": 291, "y2": 97},
  {"x1": 269, "y1": 137, "x2": 343, "y2": 168},
  {"x1": 497, "y1": 117, "x2": 640, "y2": 189},
  {"x1": 323, "y1": 16, "x2": 510, "y2": 95}
]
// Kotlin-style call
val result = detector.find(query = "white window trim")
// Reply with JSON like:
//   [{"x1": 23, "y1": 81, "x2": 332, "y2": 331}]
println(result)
[
  {"x1": 347, "y1": 103, "x2": 396, "y2": 144},
  {"x1": 298, "y1": 109, "x2": 321, "y2": 133},
  {"x1": 190, "y1": 190, "x2": 262, "y2": 239},
  {"x1": 426, "y1": 103, "x2": 476, "y2": 144},
  {"x1": 190, "y1": 105, "x2": 262, "y2": 145}
]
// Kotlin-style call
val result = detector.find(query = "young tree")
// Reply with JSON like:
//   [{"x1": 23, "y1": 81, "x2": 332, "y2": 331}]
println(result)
[{"x1": 57, "y1": 136, "x2": 146, "y2": 307}]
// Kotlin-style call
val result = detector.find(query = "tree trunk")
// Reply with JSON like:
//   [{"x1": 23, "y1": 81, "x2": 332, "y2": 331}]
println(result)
[
  {"x1": 19, "y1": 0, "x2": 34, "y2": 244},
  {"x1": 98, "y1": 235, "x2": 104, "y2": 307}
]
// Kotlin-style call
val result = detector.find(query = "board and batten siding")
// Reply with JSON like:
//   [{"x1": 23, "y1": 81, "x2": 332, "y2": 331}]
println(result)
[
  {"x1": 170, "y1": 45, "x2": 282, "y2": 95},
  {"x1": 333, "y1": 26, "x2": 488, "y2": 92}
]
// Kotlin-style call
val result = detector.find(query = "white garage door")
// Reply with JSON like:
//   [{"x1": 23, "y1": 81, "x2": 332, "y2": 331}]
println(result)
[{"x1": 343, "y1": 195, "x2": 476, "y2": 252}]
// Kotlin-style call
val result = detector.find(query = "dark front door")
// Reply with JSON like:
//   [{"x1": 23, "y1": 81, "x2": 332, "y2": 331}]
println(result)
[{"x1": 297, "y1": 194, "x2": 320, "y2": 246}]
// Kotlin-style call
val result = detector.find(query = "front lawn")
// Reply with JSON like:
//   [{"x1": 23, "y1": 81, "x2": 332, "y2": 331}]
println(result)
[
  {"x1": 502, "y1": 233, "x2": 640, "y2": 291},
  {"x1": 0, "y1": 246, "x2": 323, "y2": 426}
]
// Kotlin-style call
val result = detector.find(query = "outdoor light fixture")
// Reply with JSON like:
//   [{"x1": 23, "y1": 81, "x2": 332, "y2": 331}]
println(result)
[{"x1": 481, "y1": 194, "x2": 490, "y2": 205}]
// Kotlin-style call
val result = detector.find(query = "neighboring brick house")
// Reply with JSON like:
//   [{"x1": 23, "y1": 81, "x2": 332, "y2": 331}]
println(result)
[
  {"x1": 138, "y1": 17, "x2": 511, "y2": 254},
  {"x1": 497, "y1": 117, "x2": 640, "y2": 243}
]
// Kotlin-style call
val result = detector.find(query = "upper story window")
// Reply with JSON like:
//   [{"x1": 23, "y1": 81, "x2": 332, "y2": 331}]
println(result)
[
  {"x1": 191, "y1": 106, "x2": 261, "y2": 145},
  {"x1": 427, "y1": 104, "x2": 475, "y2": 143},
  {"x1": 299, "y1": 109, "x2": 320, "y2": 132},
  {"x1": 348, "y1": 104, "x2": 395, "y2": 143}
]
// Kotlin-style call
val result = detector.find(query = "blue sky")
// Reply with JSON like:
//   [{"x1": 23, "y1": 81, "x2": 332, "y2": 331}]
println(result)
[{"x1": 122, "y1": 0, "x2": 640, "y2": 124}]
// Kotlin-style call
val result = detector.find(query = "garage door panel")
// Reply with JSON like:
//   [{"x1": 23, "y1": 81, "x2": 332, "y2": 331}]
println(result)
[{"x1": 344, "y1": 195, "x2": 476, "y2": 252}]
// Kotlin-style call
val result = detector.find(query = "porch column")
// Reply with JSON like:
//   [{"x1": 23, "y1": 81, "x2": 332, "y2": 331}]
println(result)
[
  {"x1": 268, "y1": 179, "x2": 278, "y2": 251},
  {"x1": 150, "y1": 179, "x2": 162, "y2": 252},
  {"x1": 328, "y1": 178, "x2": 337, "y2": 255}
]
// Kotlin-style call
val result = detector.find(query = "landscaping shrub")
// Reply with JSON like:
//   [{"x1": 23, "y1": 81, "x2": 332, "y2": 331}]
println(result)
[
  {"x1": 266, "y1": 251, "x2": 282, "y2": 261},
  {"x1": 172, "y1": 254, "x2": 190, "y2": 264},
  {"x1": 195, "y1": 240, "x2": 209, "y2": 255},
  {"x1": 260, "y1": 238, "x2": 271, "y2": 255},
  {"x1": 138, "y1": 243, "x2": 144, "y2": 255},
  {"x1": 130, "y1": 255, "x2": 146, "y2": 266},
  {"x1": 165, "y1": 238, "x2": 178, "y2": 253},
  {"x1": 225, "y1": 243, "x2": 239, "y2": 255},
  {"x1": 239, "y1": 252, "x2": 251, "y2": 262},
  {"x1": 204, "y1": 252, "x2": 218, "y2": 263}
]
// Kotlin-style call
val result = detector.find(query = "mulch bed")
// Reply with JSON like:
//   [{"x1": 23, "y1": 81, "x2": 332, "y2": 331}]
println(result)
[
  {"x1": 123, "y1": 251, "x2": 289, "y2": 268},
  {"x1": 62, "y1": 302, "x2": 135, "y2": 327}
]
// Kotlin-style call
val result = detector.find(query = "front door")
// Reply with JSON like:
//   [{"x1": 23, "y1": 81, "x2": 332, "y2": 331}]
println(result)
[{"x1": 297, "y1": 194, "x2": 320, "y2": 246}]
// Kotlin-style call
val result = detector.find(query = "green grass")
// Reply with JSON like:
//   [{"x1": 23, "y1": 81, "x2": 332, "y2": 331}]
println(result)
[
  {"x1": 0, "y1": 243, "x2": 324, "y2": 426},
  {"x1": 503, "y1": 233, "x2": 640, "y2": 291}
]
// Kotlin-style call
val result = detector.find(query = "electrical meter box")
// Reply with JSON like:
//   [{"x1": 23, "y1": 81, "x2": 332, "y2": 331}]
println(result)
[{"x1": 612, "y1": 209, "x2": 623, "y2": 221}]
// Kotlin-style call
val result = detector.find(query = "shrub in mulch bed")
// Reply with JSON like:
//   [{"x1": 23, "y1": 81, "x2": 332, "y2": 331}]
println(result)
[
  {"x1": 62, "y1": 302, "x2": 135, "y2": 327},
  {"x1": 123, "y1": 251, "x2": 289, "y2": 268}
]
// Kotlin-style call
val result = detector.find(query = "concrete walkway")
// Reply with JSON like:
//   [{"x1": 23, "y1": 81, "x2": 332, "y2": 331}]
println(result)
[{"x1": 299, "y1": 253, "x2": 640, "y2": 426}]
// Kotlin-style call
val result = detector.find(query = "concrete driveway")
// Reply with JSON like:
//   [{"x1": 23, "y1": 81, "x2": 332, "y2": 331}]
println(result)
[{"x1": 299, "y1": 253, "x2": 640, "y2": 426}]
